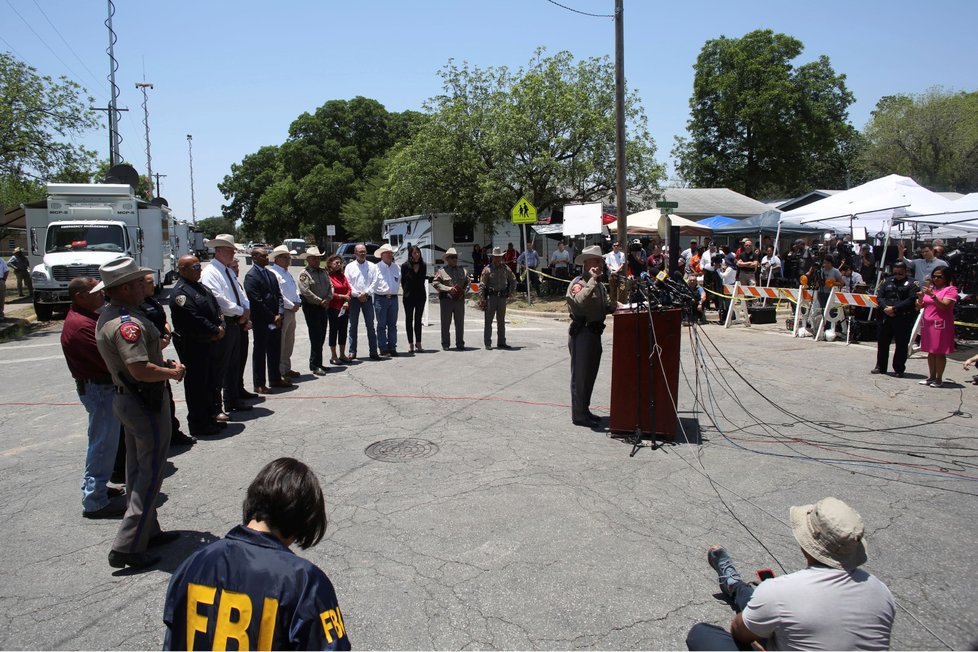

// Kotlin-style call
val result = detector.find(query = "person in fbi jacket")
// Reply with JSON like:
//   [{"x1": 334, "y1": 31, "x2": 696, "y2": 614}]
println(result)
[{"x1": 163, "y1": 458, "x2": 351, "y2": 651}]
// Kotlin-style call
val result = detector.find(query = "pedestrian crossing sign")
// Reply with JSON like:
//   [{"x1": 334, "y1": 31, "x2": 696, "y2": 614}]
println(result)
[{"x1": 511, "y1": 197, "x2": 537, "y2": 224}]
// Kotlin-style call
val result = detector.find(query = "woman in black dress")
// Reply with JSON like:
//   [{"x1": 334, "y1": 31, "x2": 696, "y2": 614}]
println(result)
[{"x1": 401, "y1": 245, "x2": 428, "y2": 352}]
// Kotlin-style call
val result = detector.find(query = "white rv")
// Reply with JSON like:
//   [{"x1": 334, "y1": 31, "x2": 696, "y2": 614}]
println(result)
[
  {"x1": 382, "y1": 213, "x2": 488, "y2": 270},
  {"x1": 25, "y1": 183, "x2": 175, "y2": 319}
]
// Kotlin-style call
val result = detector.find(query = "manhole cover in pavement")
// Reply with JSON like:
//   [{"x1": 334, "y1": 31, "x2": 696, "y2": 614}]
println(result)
[{"x1": 365, "y1": 438, "x2": 439, "y2": 462}]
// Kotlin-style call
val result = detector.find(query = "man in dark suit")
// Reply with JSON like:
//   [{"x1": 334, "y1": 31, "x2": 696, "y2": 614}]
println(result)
[{"x1": 244, "y1": 247, "x2": 289, "y2": 393}]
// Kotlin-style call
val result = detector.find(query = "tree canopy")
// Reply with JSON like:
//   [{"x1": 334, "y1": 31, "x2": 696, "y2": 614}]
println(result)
[
  {"x1": 673, "y1": 30, "x2": 858, "y2": 199},
  {"x1": 379, "y1": 49, "x2": 664, "y2": 230},
  {"x1": 218, "y1": 97, "x2": 422, "y2": 244},
  {"x1": 0, "y1": 52, "x2": 101, "y2": 210},
  {"x1": 858, "y1": 88, "x2": 978, "y2": 193}
]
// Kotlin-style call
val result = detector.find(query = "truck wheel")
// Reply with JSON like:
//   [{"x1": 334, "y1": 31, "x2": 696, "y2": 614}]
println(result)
[{"x1": 33, "y1": 301, "x2": 53, "y2": 321}]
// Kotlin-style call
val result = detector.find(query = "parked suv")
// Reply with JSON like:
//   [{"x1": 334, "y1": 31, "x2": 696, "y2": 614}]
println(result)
[{"x1": 336, "y1": 242, "x2": 381, "y2": 265}]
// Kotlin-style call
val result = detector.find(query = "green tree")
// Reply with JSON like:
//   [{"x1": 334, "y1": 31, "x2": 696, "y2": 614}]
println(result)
[
  {"x1": 382, "y1": 49, "x2": 664, "y2": 227},
  {"x1": 196, "y1": 216, "x2": 237, "y2": 240},
  {"x1": 673, "y1": 30, "x2": 858, "y2": 198},
  {"x1": 857, "y1": 88, "x2": 978, "y2": 193},
  {"x1": 219, "y1": 98, "x2": 421, "y2": 243},
  {"x1": 0, "y1": 52, "x2": 99, "y2": 183}
]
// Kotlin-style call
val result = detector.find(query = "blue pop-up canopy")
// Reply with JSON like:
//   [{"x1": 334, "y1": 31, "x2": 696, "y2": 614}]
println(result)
[{"x1": 697, "y1": 215, "x2": 738, "y2": 229}]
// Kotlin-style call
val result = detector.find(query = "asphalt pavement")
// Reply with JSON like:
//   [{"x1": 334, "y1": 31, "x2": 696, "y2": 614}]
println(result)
[{"x1": 0, "y1": 265, "x2": 975, "y2": 650}]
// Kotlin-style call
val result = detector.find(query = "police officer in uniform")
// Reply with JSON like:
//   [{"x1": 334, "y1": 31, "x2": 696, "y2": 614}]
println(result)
[
  {"x1": 432, "y1": 247, "x2": 469, "y2": 350},
  {"x1": 170, "y1": 255, "x2": 226, "y2": 437},
  {"x1": 163, "y1": 458, "x2": 351, "y2": 650},
  {"x1": 872, "y1": 260, "x2": 918, "y2": 378},
  {"x1": 298, "y1": 246, "x2": 333, "y2": 375},
  {"x1": 94, "y1": 257, "x2": 186, "y2": 569},
  {"x1": 480, "y1": 247, "x2": 516, "y2": 350},
  {"x1": 567, "y1": 245, "x2": 615, "y2": 427}
]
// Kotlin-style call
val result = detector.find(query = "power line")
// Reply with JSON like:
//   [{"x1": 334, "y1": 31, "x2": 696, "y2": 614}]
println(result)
[
  {"x1": 4, "y1": 0, "x2": 86, "y2": 84},
  {"x1": 28, "y1": 0, "x2": 108, "y2": 95},
  {"x1": 543, "y1": 0, "x2": 614, "y2": 18}
]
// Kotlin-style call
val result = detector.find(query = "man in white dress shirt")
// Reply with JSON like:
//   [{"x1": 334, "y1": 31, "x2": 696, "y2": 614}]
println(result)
[
  {"x1": 200, "y1": 234, "x2": 252, "y2": 414},
  {"x1": 269, "y1": 245, "x2": 302, "y2": 378},
  {"x1": 344, "y1": 243, "x2": 380, "y2": 361},
  {"x1": 374, "y1": 244, "x2": 401, "y2": 357}
]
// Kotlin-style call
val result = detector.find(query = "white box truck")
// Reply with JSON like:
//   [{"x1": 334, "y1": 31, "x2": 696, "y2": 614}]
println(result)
[{"x1": 26, "y1": 182, "x2": 174, "y2": 319}]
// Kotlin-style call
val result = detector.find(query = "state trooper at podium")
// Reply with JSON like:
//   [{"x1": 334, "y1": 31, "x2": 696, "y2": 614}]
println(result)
[{"x1": 566, "y1": 245, "x2": 616, "y2": 427}]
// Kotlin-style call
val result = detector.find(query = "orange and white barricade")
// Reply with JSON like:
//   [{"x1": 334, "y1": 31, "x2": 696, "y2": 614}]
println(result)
[
  {"x1": 722, "y1": 283, "x2": 780, "y2": 328},
  {"x1": 781, "y1": 286, "x2": 816, "y2": 338},
  {"x1": 816, "y1": 289, "x2": 880, "y2": 342}
]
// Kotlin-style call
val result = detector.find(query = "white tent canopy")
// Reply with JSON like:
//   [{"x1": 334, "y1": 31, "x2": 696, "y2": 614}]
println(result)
[
  {"x1": 779, "y1": 174, "x2": 955, "y2": 236},
  {"x1": 896, "y1": 192, "x2": 978, "y2": 235},
  {"x1": 606, "y1": 209, "x2": 712, "y2": 236}
]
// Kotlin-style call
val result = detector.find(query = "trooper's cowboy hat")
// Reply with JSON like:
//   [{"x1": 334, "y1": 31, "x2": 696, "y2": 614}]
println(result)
[
  {"x1": 790, "y1": 497, "x2": 868, "y2": 571},
  {"x1": 91, "y1": 257, "x2": 153, "y2": 293},
  {"x1": 375, "y1": 243, "x2": 394, "y2": 256},
  {"x1": 302, "y1": 246, "x2": 325, "y2": 258},
  {"x1": 205, "y1": 233, "x2": 237, "y2": 249},
  {"x1": 491, "y1": 247, "x2": 505, "y2": 257},
  {"x1": 574, "y1": 245, "x2": 604, "y2": 266}
]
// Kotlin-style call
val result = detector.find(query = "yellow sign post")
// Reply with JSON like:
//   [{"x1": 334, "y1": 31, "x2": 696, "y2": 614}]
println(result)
[{"x1": 511, "y1": 197, "x2": 537, "y2": 224}]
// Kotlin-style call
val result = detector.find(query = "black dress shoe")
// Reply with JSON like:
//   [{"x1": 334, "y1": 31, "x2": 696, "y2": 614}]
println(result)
[
  {"x1": 284, "y1": 370, "x2": 301, "y2": 378},
  {"x1": 171, "y1": 431, "x2": 197, "y2": 446},
  {"x1": 83, "y1": 501, "x2": 127, "y2": 519},
  {"x1": 213, "y1": 412, "x2": 231, "y2": 423},
  {"x1": 238, "y1": 390, "x2": 260, "y2": 400},
  {"x1": 312, "y1": 367, "x2": 327, "y2": 376},
  {"x1": 108, "y1": 549, "x2": 161, "y2": 569},
  {"x1": 870, "y1": 367, "x2": 882, "y2": 374},
  {"x1": 148, "y1": 531, "x2": 181, "y2": 548},
  {"x1": 586, "y1": 412, "x2": 601, "y2": 424},
  {"x1": 572, "y1": 418, "x2": 593, "y2": 427},
  {"x1": 498, "y1": 343, "x2": 513, "y2": 350},
  {"x1": 191, "y1": 424, "x2": 222, "y2": 437},
  {"x1": 442, "y1": 345, "x2": 450, "y2": 351},
  {"x1": 485, "y1": 344, "x2": 492, "y2": 350},
  {"x1": 369, "y1": 354, "x2": 382, "y2": 360},
  {"x1": 388, "y1": 350, "x2": 399, "y2": 357},
  {"x1": 227, "y1": 403, "x2": 253, "y2": 412}
]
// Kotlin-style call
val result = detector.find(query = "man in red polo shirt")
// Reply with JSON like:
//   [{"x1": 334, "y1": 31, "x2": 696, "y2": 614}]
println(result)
[{"x1": 61, "y1": 277, "x2": 126, "y2": 518}]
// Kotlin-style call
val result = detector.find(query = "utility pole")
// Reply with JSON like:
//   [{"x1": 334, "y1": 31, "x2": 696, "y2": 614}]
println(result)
[
  {"x1": 154, "y1": 172, "x2": 167, "y2": 197},
  {"x1": 187, "y1": 134, "x2": 197, "y2": 225},
  {"x1": 135, "y1": 82, "x2": 154, "y2": 197},
  {"x1": 614, "y1": 0, "x2": 627, "y2": 247}
]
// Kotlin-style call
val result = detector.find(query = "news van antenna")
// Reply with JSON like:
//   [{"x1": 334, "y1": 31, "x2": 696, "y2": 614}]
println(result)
[
  {"x1": 105, "y1": 0, "x2": 124, "y2": 166},
  {"x1": 135, "y1": 81, "x2": 155, "y2": 197}
]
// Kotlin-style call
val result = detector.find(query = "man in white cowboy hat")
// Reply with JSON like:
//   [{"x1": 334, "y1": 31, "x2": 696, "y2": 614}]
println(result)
[
  {"x1": 566, "y1": 245, "x2": 616, "y2": 426},
  {"x1": 344, "y1": 243, "x2": 381, "y2": 360},
  {"x1": 297, "y1": 245, "x2": 333, "y2": 374},
  {"x1": 687, "y1": 497, "x2": 895, "y2": 650},
  {"x1": 480, "y1": 247, "x2": 516, "y2": 350},
  {"x1": 432, "y1": 247, "x2": 469, "y2": 350},
  {"x1": 268, "y1": 245, "x2": 302, "y2": 378},
  {"x1": 200, "y1": 234, "x2": 252, "y2": 414},
  {"x1": 373, "y1": 243, "x2": 401, "y2": 356},
  {"x1": 94, "y1": 257, "x2": 187, "y2": 569}
]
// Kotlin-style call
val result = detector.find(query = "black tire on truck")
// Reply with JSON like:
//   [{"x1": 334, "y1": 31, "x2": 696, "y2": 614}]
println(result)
[{"x1": 33, "y1": 300, "x2": 53, "y2": 321}]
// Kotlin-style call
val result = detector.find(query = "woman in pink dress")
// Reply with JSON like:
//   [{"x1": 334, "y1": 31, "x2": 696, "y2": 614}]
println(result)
[{"x1": 916, "y1": 269, "x2": 958, "y2": 387}]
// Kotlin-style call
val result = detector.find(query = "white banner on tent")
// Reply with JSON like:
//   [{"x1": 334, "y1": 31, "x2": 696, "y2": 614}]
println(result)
[{"x1": 563, "y1": 202, "x2": 603, "y2": 236}]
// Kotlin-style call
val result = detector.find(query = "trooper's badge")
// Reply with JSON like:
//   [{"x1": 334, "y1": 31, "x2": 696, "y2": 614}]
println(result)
[
  {"x1": 119, "y1": 322, "x2": 142, "y2": 343},
  {"x1": 174, "y1": 295, "x2": 187, "y2": 307}
]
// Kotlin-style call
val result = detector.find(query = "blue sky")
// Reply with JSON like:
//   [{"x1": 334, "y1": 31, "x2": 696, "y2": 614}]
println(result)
[{"x1": 3, "y1": 0, "x2": 976, "y2": 224}]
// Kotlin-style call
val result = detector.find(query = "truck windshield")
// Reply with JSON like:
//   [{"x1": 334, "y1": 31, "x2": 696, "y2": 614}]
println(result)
[{"x1": 46, "y1": 224, "x2": 126, "y2": 253}]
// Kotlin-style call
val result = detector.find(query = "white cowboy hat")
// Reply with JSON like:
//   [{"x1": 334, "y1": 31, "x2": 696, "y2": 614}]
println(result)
[
  {"x1": 270, "y1": 245, "x2": 292, "y2": 258},
  {"x1": 491, "y1": 246, "x2": 504, "y2": 257},
  {"x1": 790, "y1": 497, "x2": 868, "y2": 571},
  {"x1": 444, "y1": 247, "x2": 458, "y2": 257},
  {"x1": 375, "y1": 243, "x2": 394, "y2": 256},
  {"x1": 91, "y1": 257, "x2": 154, "y2": 293},
  {"x1": 205, "y1": 233, "x2": 237, "y2": 249},
  {"x1": 302, "y1": 246, "x2": 325, "y2": 258},
  {"x1": 574, "y1": 245, "x2": 603, "y2": 265}
]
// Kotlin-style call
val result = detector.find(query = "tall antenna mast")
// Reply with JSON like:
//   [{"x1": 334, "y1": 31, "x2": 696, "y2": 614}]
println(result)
[
  {"x1": 105, "y1": 0, "x2": 123, "y2": 166},
  {"x1": 135, "y1": 82, "x2": 154, "y2": 197},
  {"x1": 187, "y1": 134, "x2": 197, "y2": 225}
]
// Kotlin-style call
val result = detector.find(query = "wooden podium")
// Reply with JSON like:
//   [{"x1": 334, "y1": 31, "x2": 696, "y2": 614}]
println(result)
[{"x1": 609, "y1": 308, "x2": 682, "y2": 440}]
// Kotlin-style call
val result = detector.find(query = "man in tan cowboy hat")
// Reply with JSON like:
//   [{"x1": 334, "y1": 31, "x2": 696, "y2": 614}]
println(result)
[
  {"x1": 687, "y1": 497, "x2": 895, "y2": 650},
  {"x1": 480, "y1": 247, "x2": 515, "y2": 350},
  {"x1": 566, "y1": 245, "x2": 615, "y2": 426},
  {"x1": 297, "y1": 246, "x2": 333, "y2": 374},
  {"x1": 94, "y1": 257, "x2": 187, "y2": 568},
  {"x1": 432, "y1": 247, "x2": 469, "y2": 350},
  {"x1": 268, "y1": 245, "x2": 302, "y2": 378}
]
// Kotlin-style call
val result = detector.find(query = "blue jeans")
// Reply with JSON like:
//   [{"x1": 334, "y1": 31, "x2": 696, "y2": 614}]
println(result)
[
  {"x1": 375, "y1": 295, "x2": 399, "y2": 352},
  {"x1": 347, "y1": 296, "x2": 378, "y2": 357},
  {"x1": 686, "y1": 581, "x2": 756, "y2": 651},
  {"x1": 79, "y1": 383, "x2": 122, "y2": 512}
]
